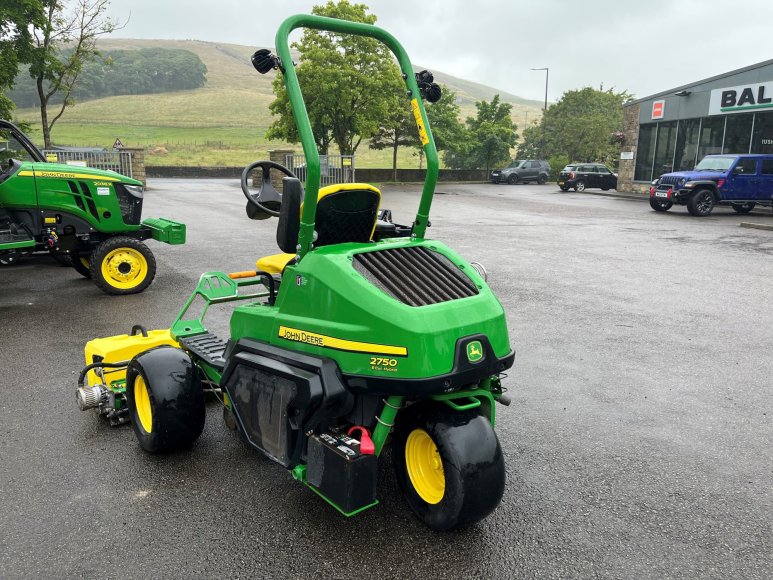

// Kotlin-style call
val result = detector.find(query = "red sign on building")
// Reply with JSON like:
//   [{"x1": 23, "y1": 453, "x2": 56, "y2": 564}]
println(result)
[{"x1": 652, "y1": 100, "x2": 665, "y2": 120}]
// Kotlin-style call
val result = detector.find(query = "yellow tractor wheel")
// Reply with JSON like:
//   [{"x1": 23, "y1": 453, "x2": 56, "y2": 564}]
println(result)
[{"x1": 90, "y1": 236, "x2": 156, "y2": 295}]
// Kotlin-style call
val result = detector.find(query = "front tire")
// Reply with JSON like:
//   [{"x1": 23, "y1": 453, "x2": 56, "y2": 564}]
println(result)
[
  {"x1": 126, "y1": 346, "x2": 205, "y2": 453},
  {"x1": 649, "y1": 197, "x2": 673, "y2": 212},
  {"x1": 507, "y1": 174, "x2": 519, "y2": 185},
  {"x1": 574, "y1": 180, "x2": 586, "y2": 192},
  {"x1": 393, "y1": 403, "x2": 505, "y2": 531},
  {"x1": 732, "y1": 202, "x2": 756, "y2": 214},
  {"x1": 90, "y1": 236, "x2": 156, "y2": 295},
  {"x1": 687, "y1": 189, "x2": 715, "y2": 217}
]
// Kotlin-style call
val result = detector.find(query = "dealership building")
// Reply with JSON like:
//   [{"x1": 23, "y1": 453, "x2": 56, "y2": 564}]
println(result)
[{"x1": 617, "y1": 59, "x2": 773, "y2": 193}]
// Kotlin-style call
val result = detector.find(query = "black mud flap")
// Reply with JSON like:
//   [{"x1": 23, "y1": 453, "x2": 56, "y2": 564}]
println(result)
[{"x1": 220, "y1": 339, "x2": 353, "y2": 468}]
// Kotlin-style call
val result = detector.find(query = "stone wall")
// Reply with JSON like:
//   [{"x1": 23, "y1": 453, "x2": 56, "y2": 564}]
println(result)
[
  {"x1": 146, "y1": 164, "x2": 490, "y2": 183},
  {"x1": 146, "y1": 166, "x2": 243, "y2": 179},
  {"x1": 268, "y1": 149, "x2": 294, "y2": 192},
  {"x1": 358, "y1": 168, "x2": 489, "y2": 182},
  {"x1": 121, "y1": 147, "x2": 146, "y2": 185},
  {"x1": 617, "y1": 103, "x2": 645, "y2": 194}
]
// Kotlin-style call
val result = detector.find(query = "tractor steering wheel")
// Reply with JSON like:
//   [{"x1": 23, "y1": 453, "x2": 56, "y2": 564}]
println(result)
[{"x1": 240, "y1": 160, "x2": 297, "y2": 219}]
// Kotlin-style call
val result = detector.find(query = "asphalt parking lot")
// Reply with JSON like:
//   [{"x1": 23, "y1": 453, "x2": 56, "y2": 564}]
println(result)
[{"x1": 1, "y1": 179, "x2": 771, "y2": 579}]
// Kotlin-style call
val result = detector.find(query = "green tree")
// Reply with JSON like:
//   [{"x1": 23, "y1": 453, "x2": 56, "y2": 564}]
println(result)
[
  {"x1": 426, "y1": 87, "x2": 466, "y2": 155},
  {"x1": 446, "y1": 95, "x2": 517, "y2": 172},
  {"x1": 0, "y1": 0, "x2": 43, "y2": 120},
  {"x1": 370, "y1": 85, "x2": 467, "y2": 178},
  {"x1": 10, "y1": 48, "x2": 208, "y2": 107},
  {"x1": 266, "y1": 0, "x2": 403, "y2": 156},
  {"x1": 25, "y1": 0, "x2": 122, "y2": 147},
  {"x1": 517, "y1": 87, "x2": 633, "y2": 166},
  {"x1": 369, "y1": 101, "x2": 418, "y2": 181}
]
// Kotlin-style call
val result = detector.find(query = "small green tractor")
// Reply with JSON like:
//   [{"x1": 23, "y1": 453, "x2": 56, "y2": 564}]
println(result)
[
  {"x1": 0, "y1": 120, "x2": 185, "y2": 294},
  {"x1": 76, "y1": 15, "x2": 515, "y2": 530}
]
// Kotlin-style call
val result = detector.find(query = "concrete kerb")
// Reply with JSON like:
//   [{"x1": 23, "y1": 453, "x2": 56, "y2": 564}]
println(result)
[
  {"x1": 561, "y1": 188, "x2": 647, "y2": 201},
  {"x1": 740, "y1": 221, "x2": 773, "y2": 231}
]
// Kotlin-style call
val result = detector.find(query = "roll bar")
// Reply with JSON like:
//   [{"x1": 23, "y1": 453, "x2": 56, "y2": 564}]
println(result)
[{"x1": 275, "y1": 14, "x2": 439, "y2": 257}]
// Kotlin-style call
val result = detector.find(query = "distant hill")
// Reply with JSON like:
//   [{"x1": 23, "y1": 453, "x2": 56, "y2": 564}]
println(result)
[{"x1": 15, "y1": 38, "x2": 544, "y2": 167}]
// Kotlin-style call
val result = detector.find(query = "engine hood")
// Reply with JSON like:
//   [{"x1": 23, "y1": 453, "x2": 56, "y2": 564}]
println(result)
[{"x1": 659, "y1": 170, "x2": 726, "y2": 181}]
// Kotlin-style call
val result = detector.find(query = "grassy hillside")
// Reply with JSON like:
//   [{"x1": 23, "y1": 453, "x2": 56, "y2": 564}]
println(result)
[{"x1": 15, "y1": 38, "x2": 543, "y2": 167}]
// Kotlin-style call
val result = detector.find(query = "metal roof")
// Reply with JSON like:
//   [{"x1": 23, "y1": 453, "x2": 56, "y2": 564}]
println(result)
[{"x1": 626, "y1": 58, "x2": 773, "y2": 106}]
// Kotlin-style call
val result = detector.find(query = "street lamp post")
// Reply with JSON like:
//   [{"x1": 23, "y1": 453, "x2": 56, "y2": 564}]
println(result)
[
  {"x1": 531, "y1": 67, "x2": 549, "y2": 111},
  {"x1": 531, "y1": 67, "x2": 549, "y2": 157}
]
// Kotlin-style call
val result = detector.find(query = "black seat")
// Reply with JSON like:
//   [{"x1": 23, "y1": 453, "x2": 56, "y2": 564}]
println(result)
[
  {"x1": 257, "y1": 182, "x2": 381, "y2": 274},
  {"x1": 313, "y1": 184, "x2": 381, "y2": 246}
]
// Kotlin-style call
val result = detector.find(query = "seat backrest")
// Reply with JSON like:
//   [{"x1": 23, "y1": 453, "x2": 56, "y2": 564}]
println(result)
[{"x1": 313, "y1": 183, "x2": 381, "y2": 247}]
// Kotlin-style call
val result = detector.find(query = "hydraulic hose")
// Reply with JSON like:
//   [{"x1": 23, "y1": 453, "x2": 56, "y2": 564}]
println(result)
[{"x1": 77, "y1": 360, "x2": 130, "y2": 387}]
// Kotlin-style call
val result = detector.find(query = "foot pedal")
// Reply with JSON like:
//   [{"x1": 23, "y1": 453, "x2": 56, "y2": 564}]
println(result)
[{"x1": 179, "y1": 332, "x2": 227, "y2": 371}]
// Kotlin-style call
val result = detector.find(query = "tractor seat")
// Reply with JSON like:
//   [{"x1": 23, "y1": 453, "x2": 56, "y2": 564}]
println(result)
[{"x1": 257, "y1": 183, "x2": 381, "y2": 274}]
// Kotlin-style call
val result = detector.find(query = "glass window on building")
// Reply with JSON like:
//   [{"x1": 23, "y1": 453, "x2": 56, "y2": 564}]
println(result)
[
  {"x1": 751, "y1": 111, "x2": 773, "y2": 154},
  {"x1": 674, "y1": 118, "x2": 701, "y2": 171},
  {"x1": 653, "y1": 121, "x2": 677, "y2": 177},
  {"x1": 723, "y1": 114, "x2": 753, "y2": 154},
  {"x1": 634, "y1": 124, "x2": 657, "y2": 181},
  {"x1": 698, "y1": 116, "x2": 725, "y2": 159}
]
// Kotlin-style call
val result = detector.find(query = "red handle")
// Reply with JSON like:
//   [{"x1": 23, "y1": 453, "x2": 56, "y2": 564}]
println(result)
[{"x1": 347, "y1": 426, "x2": 375, "y2": 455}]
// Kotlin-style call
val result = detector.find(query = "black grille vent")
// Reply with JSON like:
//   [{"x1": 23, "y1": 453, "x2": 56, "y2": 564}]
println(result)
[
  {"x1": 658, "y1": 175, "x2": 682, "y2": 187},
  {"x1": 115, "y1": 184, "x2": 143, "y2": 225},
  {"x1": 76, "y1": 180, "x2": 100, "y2": 220},
  {"x1": 66, "y1": 180, "x2": 86, "y2": 212},
  {"x1": 353, "y1": 246, "x2": 479, "y2": 307}
]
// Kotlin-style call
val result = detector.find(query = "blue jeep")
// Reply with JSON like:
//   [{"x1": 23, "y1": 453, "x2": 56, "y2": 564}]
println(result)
[{"x1": 650, "y1": 154, "x2": 773, "y2": 216}]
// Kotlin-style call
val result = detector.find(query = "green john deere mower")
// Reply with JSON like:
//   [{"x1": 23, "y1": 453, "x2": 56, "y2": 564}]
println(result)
[
  {"x1": 0, "y1": 120, "x2": 185, "y2": 294},
  {"x1": 75, "y1": 15, "x2": 514, "y2": 530}
]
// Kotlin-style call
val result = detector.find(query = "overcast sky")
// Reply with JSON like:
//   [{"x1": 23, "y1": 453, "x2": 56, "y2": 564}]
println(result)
[{"x1": 107, "y1": 0, "x2": 773, "y2": 103}]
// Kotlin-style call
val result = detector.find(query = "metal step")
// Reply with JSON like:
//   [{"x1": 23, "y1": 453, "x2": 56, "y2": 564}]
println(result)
[
  {"x1": 179, "y1": 332, "x2": 227, "y2": 371},
  {"x1": 0, "y1": 220, "x2": 34, "y2": 246}
]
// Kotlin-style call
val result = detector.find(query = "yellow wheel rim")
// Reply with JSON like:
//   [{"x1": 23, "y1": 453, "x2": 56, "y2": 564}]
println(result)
[
  {"x1": 100, "y1": 247, "x2": 148, "y2": 290},
  {"x1": 134, "y1": 376, "x2": 153, "y2": 433},
  {"x1": 405, "y1": 428, "x2": 445, "y2": 504}
]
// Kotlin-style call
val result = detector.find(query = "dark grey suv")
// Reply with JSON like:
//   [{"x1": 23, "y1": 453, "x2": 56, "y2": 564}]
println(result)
[{"x1": 490, "y1": 159, "x2": 551, "y2": 184}]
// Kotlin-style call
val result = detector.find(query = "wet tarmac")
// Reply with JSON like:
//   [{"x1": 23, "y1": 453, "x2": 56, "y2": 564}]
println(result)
[{"x1": 1, "y1": 179, "x2": 771, "y2": 579}]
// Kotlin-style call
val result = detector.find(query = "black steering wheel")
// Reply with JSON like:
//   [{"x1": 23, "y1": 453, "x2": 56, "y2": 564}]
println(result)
[{"x1": 241, "y1": 160, "x2": 297, "y2": 220}]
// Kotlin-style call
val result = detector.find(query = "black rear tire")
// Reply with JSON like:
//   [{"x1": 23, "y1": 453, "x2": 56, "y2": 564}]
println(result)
[
  {"x1": 649, "y1": 197, "x2": 673, "y2": 212},
  {"x1": 126, "y1": 346, "x2": 205, "y2": 453},
  {"x1": 392, "y1": 402, "x2": 505, "y2": 531},
  {"x1": 90, "y1": 236, "x2": 156, "y2": 295},
  {"x1": 732, "y1": 202, "x2": 756, "y2": 214},
  {"x1": 537, "y1": 174, "x2": 547, "y2": 185},
  {"x1": 0, "y1": 252, "x2": 20, "y2": 265},
  {"x1": 687, "y1": 189, "x2": 715, "y2": 217},
  {"x1": 559, "y1": 185, "x2": 569, "y2": 191},
  {"x1": 49, "y1": 251, "x2": 72, "y2": 267},
  {"x1": 71, "y1": 254, "x2": 92, "y2": 278}
]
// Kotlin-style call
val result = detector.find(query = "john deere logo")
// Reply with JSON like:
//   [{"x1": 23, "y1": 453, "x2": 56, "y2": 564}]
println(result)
[{"x1": 466, "y1": 341, "x2": 484, "y2": 363}]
